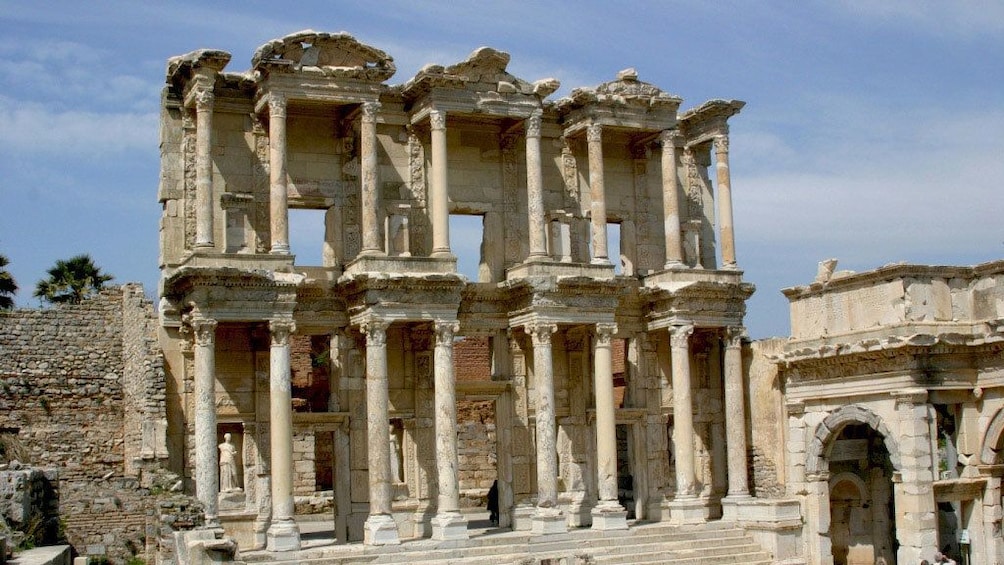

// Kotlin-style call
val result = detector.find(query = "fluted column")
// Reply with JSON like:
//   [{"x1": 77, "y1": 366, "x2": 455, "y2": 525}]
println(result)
[
  {"x1": 526, "y1": 110, "x2": 547, "y2": 259},
  {"x1": 660, "y1": 130, "x2": 684, "y2": 268},
  {"x1": 362, "y1": 319, "x2": 400, "y2": 545},
  {"x1": 267, "y1": 319, "x2": 300, "y2": 551},
  {"x1": 529, "y1": 322, "x2": 566, "y2": 534},
  {"x1": 670, "y1": 325, "x2": 696, "y2": 498},
  {"x1": 431, "y1": 321, "x2": 468, "y2": 540},
  {"x1": 723, "y1": 327, "x2": 750, "y2": 499},
  {"x1": 192, "y1": 317, "x2": 219, "y2": 524},
  {"x1": 430, "y1": 110, "x2": 451, "y2": 257},
  {"x1": 360, "y1": 102, "x2": 383, "y2": 256},
  {"x1": 586, "y1": 123, "x2": 609, "y2": 264},
  {"x1": 592, "y1": 323, "x2": 628, "y2": 530},
  {"x1": 267, "y1": 93, "x2": 290, "y2": 254},
  {"x1": 193, "y1": 89, "x2": 215, "y2": 249},
  {"x1": 714, "y1": 135, "x2": 736, "y2": 269}
]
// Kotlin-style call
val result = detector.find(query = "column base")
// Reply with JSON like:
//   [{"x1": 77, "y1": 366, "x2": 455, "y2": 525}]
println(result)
[
  {"x1": 668, "y1": 497, "x2": 711, "y2": 525},
  {"x1": 720, "y1": 494, "x2": 752, "y2": 521},
  {"x1": 591, "y1": 502, "x2": 628, "y2": 530},
  {"x1": 431, "y1": 511, "x2": 469, "y2": 540},
  {"x1": 363, "y1": 514, "x2": 401, "y2": 546},
  {"x1": 531, "y1": 507, "x2": 567, "y2": 535},
  {"x1": 266, "y1": 518, "x2": 301, "y2": 552},
  {"x1": 590, "y1": 257, "x2": 611, "y2": 265},
  {"x1": 512, "y1": 502, "x2": 535, "y2": 531},
  {"x1": 270, "y1": 245, "x2": 291, "y2": 255}
]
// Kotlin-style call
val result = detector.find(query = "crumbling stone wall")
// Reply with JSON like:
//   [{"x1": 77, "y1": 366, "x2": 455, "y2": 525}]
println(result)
[
  {"x1": 747, "y1": 338, "x2": 787, "y2": 498},
  {"x1": 0, "y1": 465, "x2": 60, "y2": 549},
  {"x1": 457, "y1": 400, "x2": 497, "y2": 506}
]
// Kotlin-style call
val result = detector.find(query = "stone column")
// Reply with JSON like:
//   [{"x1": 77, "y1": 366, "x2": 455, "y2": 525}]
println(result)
[
  {"x1": 668, "y1": 324, "x2": 707, "y2": 523},
  {"x1": 893, "y1": 388, "x2": 936, "y2": 565},
  {"x1": 193, "y1": 89, "x2": 216, "y2": 249},
  {"x1": 431, "y1": 321, "x2": 468, "y2": 539},
  {"x1": 430, "y1": 110, "x2": 451, "y2": 257},
  {"x1": 714, "y1": 135, "x2": 736, "y2": 269},
  {"x1": 592, "y1": 323, "x2": 627, "y2": 529},
  {"x1": 267, "y1": 320, "x2": 300, "y2": 551},
  {"x1": 362, "y1": 320, "x2": 400, "y2": 545},
  {"x1": 660, "y1": 130, "x2": 684, "y2": 268},
  {"x1": 722, "y1": 327, "x2": 750, "y2": 509},
  {"x1": 529, "y1": 322, "x2": 566, "y2": 534},
  {"x1": 526, "y1": 110, "x2": 547, "y2": 260},
  {"x1": 586, "y1": 123, "x2": 609, "y2": 264},
  {"x1": 192, "y1": 317, "x2": 219, "y2": 525},
  {"x1": 268, "y1": 92, "x2": 290, "y2": 254},
  {"x1": 360, "y1": 102, "x2": 383, "y2": 256}
]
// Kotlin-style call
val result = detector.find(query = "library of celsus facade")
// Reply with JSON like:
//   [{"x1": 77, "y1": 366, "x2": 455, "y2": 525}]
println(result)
[{"x1": 157, "y1": 30, "x2": 784, "y2": 555}]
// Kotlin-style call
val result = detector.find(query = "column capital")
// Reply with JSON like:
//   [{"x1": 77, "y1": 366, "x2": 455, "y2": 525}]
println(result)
[
  {"x1": 714, "y1": 134, "x2": 729, "y2": 156},
  {"x1": 594, "y1": 323, "x2": 617, "y2": 346},
  {"x1": 433, "y1": 320, "x2": 460, "y2": 344},
  {"x1": 269, "y1": 319, "x2": 296, "y2": 346},
  {"x1": 191, "y1": 317, "x2": 218, "y2": 346},
  {"x1": 669, "y1": 324, "x2": 694, "y2": 348},
  {"x1": 361, "y1": 319, "x2": 390, "y2": 346},
  {"x1": 527, "y1": 322, "x2": 557, "y2": 346},
  {"x1": 430, "y1": 109, "x2": 447, "y2": 131},
  {"x1": 361, "y1": 101, "x2": 382, "y2": 123},
  {"x1": 268, "y1": 92, "x2": 287, "y2": 118},
  {"x1": 659, "y1": 129, "x2": 683, "y2": 148},
  {"x1": 724, "y1": 326, "x2": 746, "y2": 349},
  {"x1": 586, "y1": 122, "x2": 603, "y2": 143},
  {"x1": 526, "y1": 109, "x2": 543, "y2": 138},
  {"x1": 194, "y1": 88, "x2": 215, "y2": 112}
]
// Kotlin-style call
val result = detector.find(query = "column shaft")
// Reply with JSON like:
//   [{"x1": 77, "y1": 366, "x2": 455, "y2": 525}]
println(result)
[
  {"x1": 192, "y1": 318, "x2": 219, "y2": 523},
  {"x1": 586, "y1": 124, "x2": 608, "y2": 263},
  {"x1": 360, "y1": 102, "x2": 383, "y2": 255},
  {"x1": 363, "y1": 320, "x2": 400, "y2": 544},
  {"x1": 430, "y1": 111, "x2": 451, "y2": 256},
  {"x1": 714, "y1": 135, "x2": 736, "y2": 268},
  {"x1": 660, "y1": 131, "x2": 684, "y2": 268},
  {"x1": 267, "y1": 320, "x2": 300, "y2": 551},
  {"x1": 432, "y1": 321, "x2": 468, "y2": 539},
  {"x1": 670, "y1": 325, "x2": 696, "y2": 498},
  {"x1": 723, "y1": 328, "x2": 750, "y2": 498},
  {"x1": 526, "y1": 110, "x2": 547, "y2": 259},
  {"x1": 268, "y1": 93, "x2": 290, "y2": 254},
  {"x1": 194, "y1": 90, "x2": 215, "y2": 248},
  {"x1": 529, "y1": 323, "x2": 566, "y2": 534},
  {"x1": 592, "y1": 324, "x2": 628, "y2": 530}
]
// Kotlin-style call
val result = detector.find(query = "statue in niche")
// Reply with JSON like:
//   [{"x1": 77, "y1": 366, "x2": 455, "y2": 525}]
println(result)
[
  {"x1": 389, "y1": 429, "x2": 404, "y2": 483},
  {"x1": 219, "y1": 433, "x2": 241, "y2": 492}
]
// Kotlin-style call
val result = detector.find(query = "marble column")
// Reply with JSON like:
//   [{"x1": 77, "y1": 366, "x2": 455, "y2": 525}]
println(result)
[
  {"x1": 714, "y1": 134, "x2": 736, "y2": 269},
  {"x1": 430, "y1": 110, "x2": 452, "y2": 257},
  {"x1": 362, "y1": 320, "x2": 400, "y2": 545},
  {"x1": 722, "y1": 327, "x2": 750, "y2": 501},
  {"x1": 526, "y1": 109, "x2": 547, "y2": 260},
  {"x1": 586, "y1": 123, "x2": 609, "y2": 264},
  {"x1": 592, "y1": 323, "x2": 628, "y2": 530},
  {"x1": 660, "y1": 130, "x2": 684, "y2": 268},
  {"x1": 668, "y1": 324, "x2": 707, "y2": 523},
  {"x1": 529, "y1": 322, "x2": 566, "y2": 534},
  {"x1": 431, "y1": 321, "x2": 468, "y2": 539},
  {"x1": 268, "y1": 92, "x2": 290, "y2": 254},
  {"x1": 193, "y1": 89, "x2": 215, "y2": 249},
  {"x1": 192, "y1": 317, "x2": 219, "y2": 525},
  {"x1": 267, "y1": 320, "x2": 300, "y2": 551},
  {"x1": 359, "y1": 102, "x2": 383, "y2": 256}
]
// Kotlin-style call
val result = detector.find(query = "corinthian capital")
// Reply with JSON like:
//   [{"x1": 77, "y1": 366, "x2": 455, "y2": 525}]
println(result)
[
  {"x1": 361, "y1": 319, "x2": 389, "y2": 346},
  {"x1": 594, "y1": 323, "x2": 617, "y2": 347},
  {"x1": 527, "y1": 322, "x2": 557, "y2": 347},
  {"x1": 714, "y1": 134, "x2": 729, "y2": 156},
  {"x1": 269, "y1": 319, "x2": 296, "y2": 346},
  {"x1": 586, "y1": 123, "x2": 602, "y2": 143},
  {"x1": 194, "y1": 88, "x2": 214, "y2": 112},
  {"x1": 430, "y1": 109, "x2": 446, "y2": 131},
  {"x1": 361, "y1": 101, "x2": 382, "y2": 123},
  {"x1": 268, "y1": 92, "x2": 287, "y2": 118},
  {"x1": 724, "y1": 326, "x2": 746, "y2": 349},
  {"x1": 526, "y1": 109, "x2": 542, "y2": 138},
  {"x1": 669, "y1": 324, "x2": 694, "y2": 349},
  {"x1": 191, "y1": 318, "x2": 218, "y2": 347},
  {"x1": 659, "y1": 129, "x2": 682, "y2": 149},
  {"x1": 433, "y1": 320, "x2": 460, "y2": 345}
]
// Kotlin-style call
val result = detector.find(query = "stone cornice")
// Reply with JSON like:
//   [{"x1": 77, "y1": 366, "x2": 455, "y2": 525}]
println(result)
[
  {"x1": 251, "y1": 30, "x2": 395, "y2": 82},
  {"x1": 782, "y1": 260, "x2": 1004, "y2": 300}
]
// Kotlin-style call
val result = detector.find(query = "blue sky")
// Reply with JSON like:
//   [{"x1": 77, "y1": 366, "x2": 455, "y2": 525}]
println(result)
[{"x1": 1, "y1": 1, "x2": 1001, "y2": 338}]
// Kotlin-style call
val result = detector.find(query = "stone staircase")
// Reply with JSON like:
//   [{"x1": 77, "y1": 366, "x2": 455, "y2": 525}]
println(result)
[{"x1": 239, "y1": 521, "x2": 774, "y2": 565}]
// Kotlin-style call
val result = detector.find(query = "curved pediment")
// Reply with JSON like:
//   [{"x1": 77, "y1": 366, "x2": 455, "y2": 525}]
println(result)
[
  {"x1": 559, "y1": 68, "x2": 681, "y2": 112},
  {"x1": 252, "y1": 30, "x2": 395, "y2": 82},
  {"x1": 403, "y1": 46, "x2": 560, "y2": 101}
]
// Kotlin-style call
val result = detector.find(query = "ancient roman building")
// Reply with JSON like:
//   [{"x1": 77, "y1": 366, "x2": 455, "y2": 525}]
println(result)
[
  {"x1": 157, "y1": 30, "x2": 768, "y2": 554},
  {"x1": 774, "y1": 260, "x2": 1004, "y2": 565}
]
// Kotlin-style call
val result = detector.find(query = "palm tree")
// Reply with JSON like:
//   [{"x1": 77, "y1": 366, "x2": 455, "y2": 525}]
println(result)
[
  {"x1": 0, "y1": 254, "x2": 17, "y2": 310},
  {"x1": 34, "y1": 254, "x2": 113, "y2": 305}
]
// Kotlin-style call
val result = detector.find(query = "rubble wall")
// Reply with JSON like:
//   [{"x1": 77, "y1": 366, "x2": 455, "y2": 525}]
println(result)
[{"x1": 747, "y1": 338, "x2": 787, "y2": 498}]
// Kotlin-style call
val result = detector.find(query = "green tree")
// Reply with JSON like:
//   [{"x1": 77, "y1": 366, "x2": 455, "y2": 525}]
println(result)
[
  {"x1": 34, "y1": 254, "x2": 113, "y2": 305},
  {"x1": 0, "y1": 254, "x2": 17, "y2": 310}
]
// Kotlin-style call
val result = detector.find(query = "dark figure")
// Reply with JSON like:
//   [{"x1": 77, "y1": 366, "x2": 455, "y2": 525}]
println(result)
[{"x1": 487, "y1": 479, "x2": 499, "y2": 526}]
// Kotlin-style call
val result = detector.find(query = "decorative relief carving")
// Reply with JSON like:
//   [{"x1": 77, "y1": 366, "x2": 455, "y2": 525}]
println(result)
[
  {"x1": 560, "y1": 137, "x2": 578, "y2": 201},
  {"x1": 406, "y1": 128, "x2": 427, "y2": 207},
  {"x1": 526, "y1": 109, "x2": 542, "y2": 138},
  {"x1": 182, "y1": 112, "x2": 197, "y2": 250},
  {"x1": 268, "y1": 319, "x2": 295, "y2": 346},
  {"x1": 669, "y1": 324, "x2": 694, "y2": 349},
  {"x1": 683, "y1": 148, "x2": 702, "y2": 219},
  {"x1": 501, "y1": 133, "x2": 521, "y2": 264},
  {"x1": 251, "y1": 118, "x2": 270, "y2": 253}
]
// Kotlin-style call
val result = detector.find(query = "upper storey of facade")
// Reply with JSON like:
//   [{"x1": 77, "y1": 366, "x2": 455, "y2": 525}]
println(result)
[{"x1": 158, "y1": 30, "x2": 749, "y2": 324}]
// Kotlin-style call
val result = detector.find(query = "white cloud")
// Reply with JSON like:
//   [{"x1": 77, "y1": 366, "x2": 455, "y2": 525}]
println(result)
[{"x1": 0, "y1": 96, "x2": 157, "y2": 155}]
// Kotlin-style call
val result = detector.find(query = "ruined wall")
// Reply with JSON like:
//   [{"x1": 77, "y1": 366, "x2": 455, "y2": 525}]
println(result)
[
  {"x1": 747, "y1": 338, "x2": 787, "y2": 498},
  {"x1": 457, "y1": 400, "x2": 496, "y2": 506}
]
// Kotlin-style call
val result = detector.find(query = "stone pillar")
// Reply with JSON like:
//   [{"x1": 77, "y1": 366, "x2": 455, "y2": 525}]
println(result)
[
  {"x1": 268, "y1": 93, "x2": 290, "y2": 254},
  {"x1": 660, "y1": 130, "x2": 684, "y2": 268},
  {"x1": 359, "y1": 102, "x2": 383, "y2": 256},
  {"x1": 668, "y1": 324, "x2": 707, "y2": 523},
  {"x1": 592, "y1": 323, "x2": 628, "y2": 530},
  {"x1": 893, "y1": 388, "x2": 936, "y2": 565},
  {"x1": 526, "y1": 110, "x2": 547, "y2": 260},
  {"x1": 586, "y1": 123, "x2": 608, "y2": 264},
  {"x1": 722, "y1": 327, "x2": 750, "y2": 514},
  {"x1": 267, "y1": 320, "x2": 300, "y2": 551},
  {"x1": 714, "y1": 135, "x2": 736, "y2": 269},
  {"x1": 529, "y1": 322, "x2": 566, "y2": 534},
  {"x1": 430, "y1": 110, "x2": 451, "y2": 258},
  {"x1": 192, "y1": 317, "x2": 219, "y2": 525},
  {"x1": 431, "y1": 321, "x2": 468, "y2": 539},
  {"x1": 362, "y1": 320, "x2": 400, "y2": 545},
  {"x1": 193, "y1": 89, "x2": 215, "y2": 249}
]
